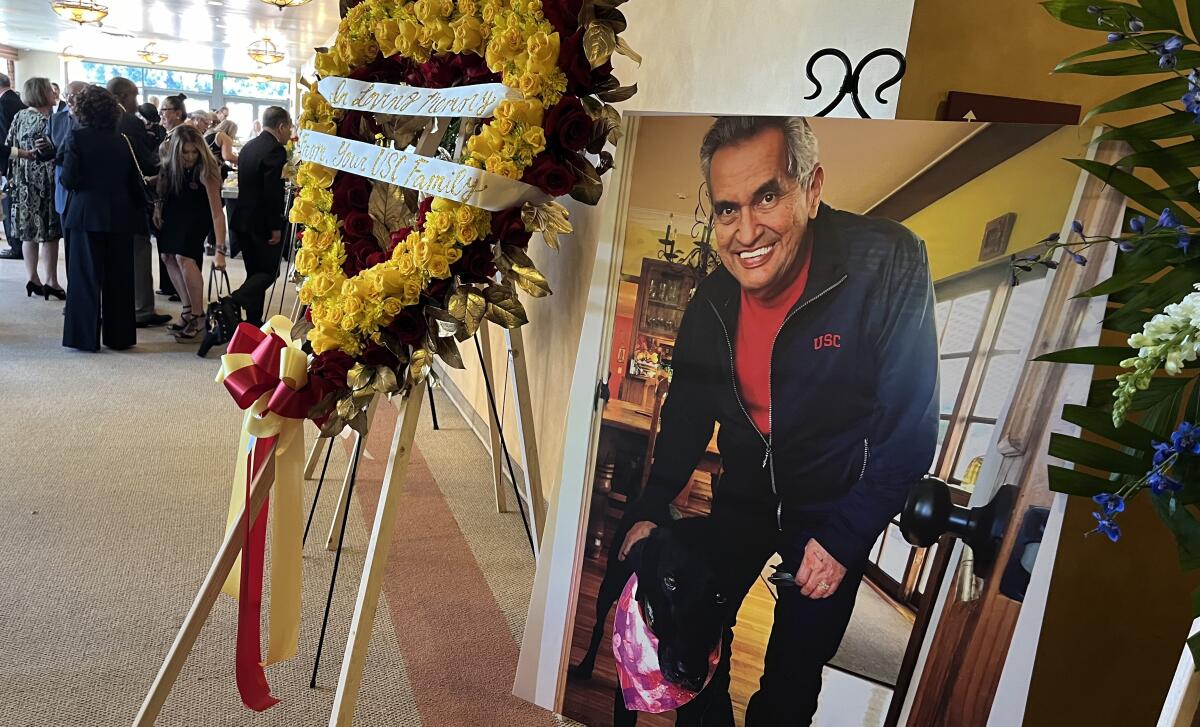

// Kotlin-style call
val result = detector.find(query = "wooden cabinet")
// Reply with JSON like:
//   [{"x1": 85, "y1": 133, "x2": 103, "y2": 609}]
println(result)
[{"x1": 619, "y1": 259, "x2": 703, "y2": 405}]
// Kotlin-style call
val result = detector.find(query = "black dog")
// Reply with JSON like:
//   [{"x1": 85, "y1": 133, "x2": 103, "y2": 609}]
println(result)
[{"x1": 570, "y1": 516, "x2": 739, "y2": 725}]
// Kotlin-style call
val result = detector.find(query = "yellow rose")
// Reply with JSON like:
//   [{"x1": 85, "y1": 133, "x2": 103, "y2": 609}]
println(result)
[
  {"x1": 343, "y1": 293, "x2": 364, "y2": 316},
  {"x1": 377, "y1": 268, "x2": 409, "y2": 295},
  {"x1": 526, "y1": 32, "x2": 559, "y2": 76},
  {"x1": 432, "y1": 196, "x2": 457, "y2": 213},
  {"x1": 428, "y1": 20, "x2": 455, "y2": 52},
  {"x1": 493, "y1": 116, "x2": 515, "y2": 136},
  {"x1": 298, "y1": 284, "x2": 315, "y2": 305},
  {"x1": 455, "y1": 205, "x2": 476, "y2": 228},
  {"x1": 304, "y1": 227, "x2": 335, "y2": 252},
  {"x1": 451, "y1": 16, "x2": 485, "y2": 54},
  {"x1": 428, "y1": 255, "x2": 451, "y2": 279},
  {"x1": 502, "y1": 26, "x2": 524, "y2": 55},
  {"x1": 427, "y1": 211, "x2": 452, "y2": 234},
  {"x1": 303, "y1": 92, "x2": 332, "y2": 116},
  {"x1": 289, "y1": 199, "x2": 321, "y2": 227},
  {"x1": 413, "y1": 239, "x2": 432, "y2": 264},
  {"x1": 309, "y1": 120, "x2": 337, "y2": 136},
  {"x1": 310, "y1": 273, "x2": 337, "y2": 297},
  {"x1": 321, "y1": 305, "x2": 345, "y2": 327},
  {"x1": 376, "y1": 19, "x2": 402, "y2": 55},
  {"x1": 446, "y1": 246, "x2": 463, "y2": 264},
  {"x1": 339, "y1": 313, "x2": 359, "y2": 332},
  {"x1": 455, "y1": 222, "x2": 480, "y2": 244},
  {"x1": 315, "y1": 51, "x2": 349, "y2": 79},
  {"x1": 295, "y1": 248, "x2": 318, "y2": 276},
  {"x1": 309, "y1": 325, "x2": 343, "y2": 354},
  {"x1": 402, "y1": 281, "x2": 422, "y2": 305},
  {"x1": 413, "y1": 0, "x2": 435, "y2": 22},
  {"x1": 395, "y1": 251, "x2": 416, "y2": 275},
  {"x1": 382, "y1": 297, "x2": 404, "y2": 316},
  {"x1": 459, "y1": 0, "x2": 479, "y2": 16},
  {"x1": 522, "y1": 126, "x2": 546, "y2": 151},
  {"x1": 509, "y1": 99, "x2": 545, "y2": 127},
  {"x1": 494, "y1": 160, "x2": 520, "y2": 179},
  {"x1": 468, "y1": 126, "x2": 504, "y2": 158}
]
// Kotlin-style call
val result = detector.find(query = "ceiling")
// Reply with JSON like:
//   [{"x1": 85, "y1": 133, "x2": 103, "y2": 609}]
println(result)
[
  {"x1": 627, "y1": 115, "x2": 980, "y2": 218},
  {"x1": 0, "y1": 0, "x2": 341, "y2": 75}
]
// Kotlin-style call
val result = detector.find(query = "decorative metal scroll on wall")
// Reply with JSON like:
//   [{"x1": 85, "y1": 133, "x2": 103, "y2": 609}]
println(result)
[{"x1": 806, "y1": 48, "x2": 907, "y2": 118}]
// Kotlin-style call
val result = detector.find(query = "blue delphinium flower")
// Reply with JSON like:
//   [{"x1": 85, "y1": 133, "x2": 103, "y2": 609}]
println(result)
[
  {"x1": 1072, "y1": 219, "x2": 1085, "y2": 235},
  {"x1": 1107, "y1": 32, "x2": 1125, "y2": 43},
  {"x1": 1045, "y1": 232, "x2": 1061, "y2": 243},
  {"x1": 1091, "y1": 511, "x2": 1122, "y2": 542},
  {"x1": 1130, "y1": 215, "x2": 1147, "y2": 233},
  {"x1": 1153, "y1": 439, "x2": 1174, "y2": 467},
  {"x1": 1172, "y1": 422, "x2": 1200, "y2": 455},
  {"x1": 1129, "y1": 17, "x2": 1145, "y2": 32},
  {"x1": 1119, "y1": 240, "x2": 1136, "y2": 252},
  {"x1": 1094, "y1": 492, "x2": 1125, "y2": 516},
  {"x1": 1158, "y1": 208, "x2": 1180, "y2": 229},
  {"x1": 1148, "y1": 470, "x2": 1183, "y2": 495},
  {"x1": 1071, "y1": 252, "x2": 1088, "y2": 265},
  {"x1": 1087, "y1": 5, "x2": 1103, "y2": 14},
  {"x1": 1165, "y1": 36, "x2": 1186, "y2": 52}
]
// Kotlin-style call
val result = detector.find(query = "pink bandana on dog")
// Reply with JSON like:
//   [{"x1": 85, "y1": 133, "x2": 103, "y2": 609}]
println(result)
[{"x1": 611, "y1": 574, "x2": 720, "y2": 713}]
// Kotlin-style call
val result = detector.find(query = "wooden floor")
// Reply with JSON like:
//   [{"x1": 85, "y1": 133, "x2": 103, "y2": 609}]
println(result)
[{"x1": 562, "y1": 551, "x2": 779, "y2": 727}]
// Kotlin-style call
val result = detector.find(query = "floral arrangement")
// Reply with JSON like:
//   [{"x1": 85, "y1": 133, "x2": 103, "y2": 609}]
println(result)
[
  {"x1": 1013, "y1": 0, "x2": 1200, "y2": 655},
  {"x1": 288, "y1": 0, "x2": 636, "y2": 434}
]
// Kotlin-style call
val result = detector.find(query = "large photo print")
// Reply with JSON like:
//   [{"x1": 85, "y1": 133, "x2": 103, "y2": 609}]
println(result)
[{"x1": 550, "y1": 114, "x2": 1093, "y2": 726}]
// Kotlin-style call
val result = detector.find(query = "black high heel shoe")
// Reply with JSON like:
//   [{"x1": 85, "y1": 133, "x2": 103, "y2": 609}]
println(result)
[
  {"x1": 25, "y1": 281, "x2": 43, "y2": 298},
  {"x1": 43, "y1": 285, "x2": 66, "y2": 301}
]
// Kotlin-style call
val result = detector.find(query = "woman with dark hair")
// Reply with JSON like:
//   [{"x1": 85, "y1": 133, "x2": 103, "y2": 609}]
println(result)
[
  {"x1": 60, "y1": 85, "x2": 144, "y2": 351},
  {"x1": 159, "y1": 93, "x2": 187, "y2": 135},
  {"x1": 5, "y1": 76, "x2": 63, "y2": 299},
  {"x1": 153, "y1": 123, "x2": 227, "y2": 341}
]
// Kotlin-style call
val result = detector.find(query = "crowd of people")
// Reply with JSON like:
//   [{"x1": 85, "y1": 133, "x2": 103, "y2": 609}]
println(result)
[{"x1": 0, "y1": 72, "x2": 293, "y2": 351}]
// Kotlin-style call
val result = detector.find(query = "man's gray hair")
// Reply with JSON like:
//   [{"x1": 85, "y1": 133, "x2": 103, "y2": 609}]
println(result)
[
  {"x1": 699, "y1": 116, "x2": 819, "y2": 188},
  {"x1": 0, "y1": 73, "x2": 10, "y2": 89}
]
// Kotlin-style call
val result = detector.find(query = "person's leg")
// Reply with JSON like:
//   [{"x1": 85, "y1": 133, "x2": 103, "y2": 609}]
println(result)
[
  {"x1": 158, "y1": 257, "x2": 177, "y2": 296},
  {"x1": 233, "y1": 232, "x2": 279, "y2": 326},
  {"x1": 176, "y1": 254, "x2": 205, "y2": 332},
  {"x1": 161, "y1": 253, "x2": 188, "y2": 315},
  {"x1": 744, "y1": 560, "x2": 866, "y2": 726},
  {"x1": 1, "y1": 192, "x2": 19, "y2": 257},
  {"x1": 42, "y1": 240, "x2": 60, "y2": 289},
  {"x1": 22, "y1": 240, "x2": 40, "y2": 286},
  {"x1": 62, "y1": 230, "x2": 101, "y2": 351},
  {"x1": 103, "y1": 232, "x2": 137, "y2": 349},
  {"x1": 132, "y1": 233, "x2": 159, "y2": 320}
]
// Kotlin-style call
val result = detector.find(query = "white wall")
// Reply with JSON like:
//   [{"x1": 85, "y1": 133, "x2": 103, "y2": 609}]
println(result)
[{"x1": 13, "y1": 50, "x2": 64, "y2": 89}]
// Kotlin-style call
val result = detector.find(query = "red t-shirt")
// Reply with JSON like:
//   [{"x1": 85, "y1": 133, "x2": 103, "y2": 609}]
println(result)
[{"x1": 735, "y1": 246, "x2": 813, "y2": 435}]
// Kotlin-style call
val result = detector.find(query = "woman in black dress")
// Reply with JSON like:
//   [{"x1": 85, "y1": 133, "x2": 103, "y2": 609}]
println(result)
[
  {"x1": 60, "y1": 85, "x2": 143, "y2": 351},
  {"x1": 153, "y1": 124, "x2": 226, "y2": 342}
]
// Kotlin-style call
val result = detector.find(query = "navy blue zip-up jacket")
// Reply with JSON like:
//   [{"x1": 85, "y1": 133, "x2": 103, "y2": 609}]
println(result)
[{"x1": 627, "y1": 203, "x2": 940, "y2": 568}]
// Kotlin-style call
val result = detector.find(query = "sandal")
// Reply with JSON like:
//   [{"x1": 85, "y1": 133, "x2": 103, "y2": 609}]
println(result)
[
  {"x1": 173, "y1": 314, "x2": 206, "y2": 343},
  {"x1": 169, "y1": 310, "x2": 195, "y2": 333}
]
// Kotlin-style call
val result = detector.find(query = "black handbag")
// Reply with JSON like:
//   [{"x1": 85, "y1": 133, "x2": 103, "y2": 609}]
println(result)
[
  {"x1": 120, "y1": 132, "x2": 157, "y2": 215},
  {"x1": 197, "y1": 264, "x2": 243, "y2": 358}
]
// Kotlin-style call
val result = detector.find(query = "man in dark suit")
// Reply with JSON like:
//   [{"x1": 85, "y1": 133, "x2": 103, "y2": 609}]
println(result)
[
  {"x1": 107, "y1": 76, "x2": 170, "y2": 327},
  {"x1": 0, "y1": 72, "x2": 28, "y2": 260},
  {"x1": 231, "y1": 105, "x2": 292, "y2": 326}
]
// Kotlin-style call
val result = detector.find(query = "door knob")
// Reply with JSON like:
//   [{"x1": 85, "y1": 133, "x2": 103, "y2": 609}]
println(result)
[{"x1": 900, "y1": 477, "x2": 1017, "y2": 579}]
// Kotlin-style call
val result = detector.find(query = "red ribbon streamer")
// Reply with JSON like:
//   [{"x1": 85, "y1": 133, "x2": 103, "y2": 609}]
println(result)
[{"x1": 235, "y1": 435, "x2": 280, "y2": 712}]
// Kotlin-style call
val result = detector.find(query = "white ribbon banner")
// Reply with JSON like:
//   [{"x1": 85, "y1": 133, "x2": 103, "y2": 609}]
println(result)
[
  {"x1": 296, "y1": 130, "x2": 550, "y2": 211},
  {"x1": 317, "y1": 76, "x2": 519, "y2": 118}
]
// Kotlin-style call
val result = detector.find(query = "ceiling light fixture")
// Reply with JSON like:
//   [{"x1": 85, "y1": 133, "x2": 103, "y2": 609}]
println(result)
[
  {"x1": 50, "y1": 0, "x2": 109, "y2": 25},
  {"x1": 247, "y1": 37, "x2": 284, "y2": 65},
  {"x1": 137, "y1": 41, "x2": 168, "y2": 65},
  {"x1": 59, "y1": 46, "x2": 85, "y2": 62},
  {"x1": 259, "y1": 0, "x2": 313, "y2": 9}
]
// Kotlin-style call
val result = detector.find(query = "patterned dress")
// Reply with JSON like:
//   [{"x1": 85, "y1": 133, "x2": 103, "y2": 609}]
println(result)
[{"x1": 5, "y1": 107, "x2": 61, "y2": 242}]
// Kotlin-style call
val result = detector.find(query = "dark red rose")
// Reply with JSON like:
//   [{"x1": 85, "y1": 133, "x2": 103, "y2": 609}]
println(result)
[
  {"x1": 309, "y1": 350, "x2": 355, "y2": 392},
  {"x1": 390, "y1": 227, "x2": 412, "y2": 247},
  {"x1": 305, "y1": 307, "x2": 313, "y2": 322},
  {"x1": 543, "y1": 0, "x2": 583, "y2": 34},
  {"x1": 338, "y1": 110, "x2": 376, "y2": 141},
  {"x1": 559, "y1": 32, "x2": 615, "y2": 95},
  {"x1": 416, "y1": 196, "x2": 434, "y2": 227},
  {"x1": 333, "y1": 176, "x2": 371, "y2": 214},
  {"x1": 522, "y1": 152, "x2": 579, "y2": 197},
  {"x1": 450, "y1": 54, "x2": 502, "y2": 84},
  {"x1": 452, "y1": 238, "x2": 499, "y2": 282},
  {"x1": 489, "y1": 208, "x2": 532, "y2": 248},
  {"x1": 365, "y1": 250, "x2": 388, "y2": 268},
  {"x1": 544, "y1": 96, "x2": 593, "y2": 151},
  {"x1": 386, "y1": 308, "x2": 427, "y2": 346},
  {"x1": 343, "y1": 238, "x2": 377, "y2": 275},
  {"x1": 360, "y1": 341, "x2": 401, "y2": 369},
  {"x1": 344, "y1": 211, "x2": 374, "y2": 239},
  {"x1": 425, "y1": 277, "x2": 451, "y2": 300},
  {"x1": 351, "y1": 53, "x2": 416, "y2": 82}
]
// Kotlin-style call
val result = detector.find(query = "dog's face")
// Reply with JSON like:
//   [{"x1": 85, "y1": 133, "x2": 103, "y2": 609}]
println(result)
[{"x1": 635, "y1": 518, "x2": 738, "y2": 692}]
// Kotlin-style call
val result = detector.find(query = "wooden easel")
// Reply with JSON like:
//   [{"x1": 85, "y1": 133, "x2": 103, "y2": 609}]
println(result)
[{"x1": 134, "y1": 443, "x2": 278, "y2": 726}]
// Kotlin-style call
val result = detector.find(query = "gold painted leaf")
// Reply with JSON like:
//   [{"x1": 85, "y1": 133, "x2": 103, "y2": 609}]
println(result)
[
  {"x1": 483, "y1": 283, "x2": 529, "y2": 329},
  {"x1": 614, "y1": 36, "x2": 641, "y2": 65},
  {"x1": 346, "y1": 363, "x2": 374, "y2": 392},
  {"x1": 318, "y1": 413, "x2": 347, "y2": 438},
  {"x1": 335, "y1": 395, "x2": 358, "y2": 422},
  {"x1": 448, "y1": 286, "x2": 487, "y2": 337},
  {"x1": 290, "y1": 316, "x2": 314, "y2": 344},
  {"x1": 597, "y1": 83, "x2": 638, "y2": 104},
  {"x1": 503, "y1": 247, "x2": 552, "y2": 298},
  {"x1": 368, "y1": 181, "x2": 413, "y2": 251},
  {"x1": 427, "y1": 306, "x2": 461, "y2": 338},
  {"x1": 584, "y1": 21, "x2": 617, "y2": 70},
  {"x1": 378, "y1": 114, "x2": 429, "y2": 149},
  {"x1": 602, "y1": 104, "x2": 623, "y2": 145},
  {"x1": 433, "y1": 335, "x2": 465, "y2": 369},
  {"x1": 522, "y1": 201, "x2": 573, "y2": 250},
  {"x1": 410, "y1": 348, "x2": 433, "y2": 382},
  {"x1": 373, "y1": 365, "x2": 399, "y2": 394}
]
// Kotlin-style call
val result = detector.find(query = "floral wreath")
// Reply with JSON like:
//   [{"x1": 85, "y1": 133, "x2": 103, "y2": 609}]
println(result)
[{"x1": 288, "y1": 0, "x2": 637, "y2": 434}]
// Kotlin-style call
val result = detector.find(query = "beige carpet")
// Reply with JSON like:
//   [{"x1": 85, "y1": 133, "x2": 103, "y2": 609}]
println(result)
[{"x1": 0, "y1": 251, "x2": 575, "y2": 725}]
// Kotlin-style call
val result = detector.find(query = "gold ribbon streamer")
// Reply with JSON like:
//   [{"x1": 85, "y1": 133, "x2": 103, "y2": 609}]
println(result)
[{"x1": 216, "y1": 315, "x2": 309, "y2": 666}]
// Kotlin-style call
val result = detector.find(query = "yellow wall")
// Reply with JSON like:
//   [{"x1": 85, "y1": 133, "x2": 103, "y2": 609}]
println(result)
[
  {"x1": 620, "y1": 222, "x2": 704, "y2": 278},
  {"x1": 903, "y1": 126, "x2": 1093, "y2": 281}
]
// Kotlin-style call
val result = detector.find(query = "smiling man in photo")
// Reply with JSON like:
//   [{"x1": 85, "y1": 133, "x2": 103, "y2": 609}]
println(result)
[{"x1": 620, "y1": 116, "x2": 940, "y2": 725}]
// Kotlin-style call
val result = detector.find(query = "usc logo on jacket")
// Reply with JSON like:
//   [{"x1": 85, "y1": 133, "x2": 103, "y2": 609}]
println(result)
[{"x1": 813, "y1": 333, "x2": 841, "y2": 350}]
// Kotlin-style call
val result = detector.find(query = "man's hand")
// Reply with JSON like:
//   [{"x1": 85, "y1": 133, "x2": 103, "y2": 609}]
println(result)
[
  {"x1": 269, "y1": 229, "x2": 281, "y2": 246},
  {"x1": 618, "y1": 520, "x2": 656, "y2": 561},
  {"x1": 794, "y1": 538, "x2": 847, "y2": 599}
]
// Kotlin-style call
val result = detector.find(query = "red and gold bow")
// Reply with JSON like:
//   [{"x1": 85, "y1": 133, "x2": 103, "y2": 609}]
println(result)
[{"x1": 216, "y1": 315, "x2": 321, "y2": 711}]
